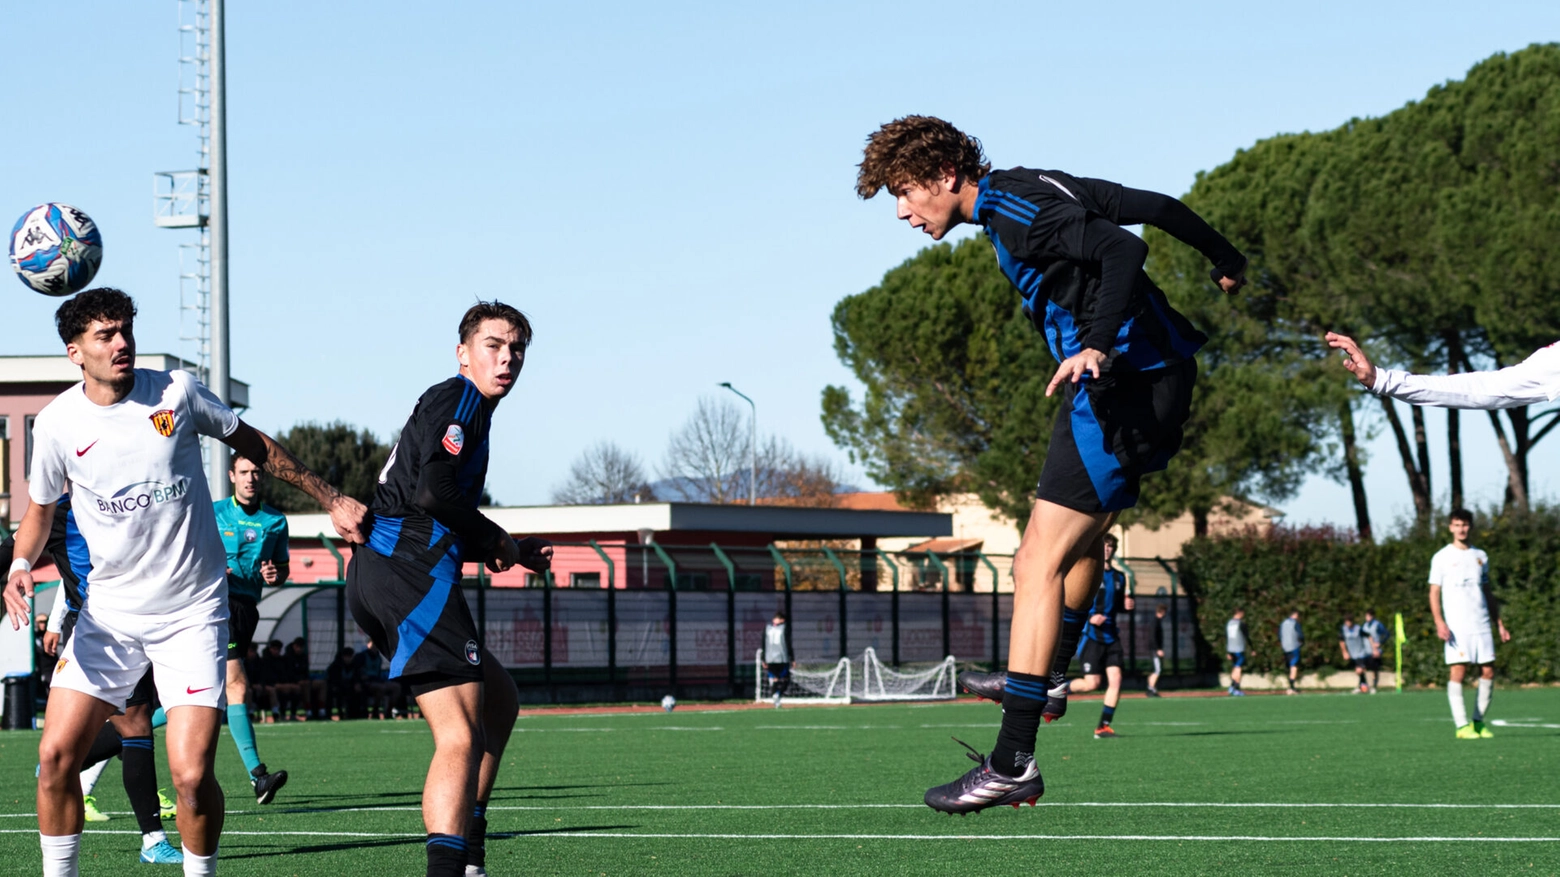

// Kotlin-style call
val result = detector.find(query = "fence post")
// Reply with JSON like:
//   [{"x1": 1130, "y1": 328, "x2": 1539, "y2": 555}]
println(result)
[
  {"x1": 767, "y1": 545, "x2": 794, "y2": 659},
  {"x1": 1154, "y1": 556, "x2": 1180, "y2": 678},
  {"x1": 320, "y1": 534, "x2": 347, "y2": 655},
  {"x1": 877, "y1": 550, "x2": 900, "y2": 666},
  {"x1": 711, "y1": 543, "x2": 738, "y2": 696},
  {"x1": 651, "y1": 543, "x2": 679, "y2": 694},
  {"x1": 542, "y1": 568, "x2": 554, "y2": 697},
  {"x1": 924, "y1": 553, "x2": 952, "y2": 659},
  {"x1": 976, "y1": 551, "x2": 1000, "y2": 669},
  {"x1": 589, "y1": 540, "x2": 616, "y2": 687},
  {"x1": 822, "y1": 546, "x2": 849, "y2": 659}
]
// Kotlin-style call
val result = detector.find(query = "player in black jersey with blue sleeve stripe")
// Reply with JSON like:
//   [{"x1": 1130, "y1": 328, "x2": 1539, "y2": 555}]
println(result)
[
  {"x1": 346, "y1": 301, "x2": 552, "y2": 877},
  {"x1": 857, "y1": 116, "x2": 1245, "y2": 814}
]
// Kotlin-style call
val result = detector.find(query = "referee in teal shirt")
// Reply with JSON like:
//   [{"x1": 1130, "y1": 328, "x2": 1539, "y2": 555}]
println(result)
[{"x1": 214, "y1": 456, "x2": 291, "y2": 804}]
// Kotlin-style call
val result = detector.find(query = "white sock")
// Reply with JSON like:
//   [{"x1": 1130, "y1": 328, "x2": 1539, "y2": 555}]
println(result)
[
  {"x1": 1474, "y1": 677, "x2": 1493, "y2": 721},
  {"x1": 1448, "y1": 681, "x2": 1468, "y2": 726},
  {"x1": 79, "y1": 759, "x2": 109, "y2": 796},
  {"x1": 40, "y1": 833, "x2": 80, "y2": 877},
  {"x1": 182, "y1": 845, "x2": 217, "y2": 877},
  {"x1": 143, "y1": 830, "x2": 167, "y2": 850}
]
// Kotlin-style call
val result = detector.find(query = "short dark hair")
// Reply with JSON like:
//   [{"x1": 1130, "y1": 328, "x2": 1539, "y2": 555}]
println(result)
[
  {"x1": 773, "y1": 612, "x2": 787, "y2": 622},
  {"x1": 459, "y1": 300, "x2": 533, "y2": 347},
  {"x1": 1449, "y1": 508, "x2": 1474, "y2": 525},
  {"x1": 55, "y1": 287, "x2": 136, "y2": 344},
  {"x1": 1101, "y1": 533, "x2": 1118, "y2": 549},
  {"x1": 856, "y1": 116, "x2": 991, "y2": 199}
]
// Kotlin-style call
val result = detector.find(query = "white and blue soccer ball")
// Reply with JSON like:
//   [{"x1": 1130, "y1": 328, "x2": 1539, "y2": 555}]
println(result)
[
  {"x1": 9, "y1": 203, "x2": 103, "y2": 297},
  {"x1": 661, "y1": 694, "x2": 677, "y2": 713}
]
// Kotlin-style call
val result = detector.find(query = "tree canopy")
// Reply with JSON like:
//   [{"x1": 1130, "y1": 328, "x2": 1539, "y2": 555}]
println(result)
[{"x1": 259, "y1": 421, "x2": 396, "y2": 513}]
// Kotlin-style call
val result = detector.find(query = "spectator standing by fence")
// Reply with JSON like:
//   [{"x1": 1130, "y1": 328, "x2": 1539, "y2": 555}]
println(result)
[{"x1": 1280, "y1": 610, "x2": 1303, "y2": 695}]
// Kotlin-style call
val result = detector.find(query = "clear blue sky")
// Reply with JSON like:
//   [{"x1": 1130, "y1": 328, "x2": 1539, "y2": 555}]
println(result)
[{"x1": 2, "y1": 1, "x2": 1557, "y2": 527}]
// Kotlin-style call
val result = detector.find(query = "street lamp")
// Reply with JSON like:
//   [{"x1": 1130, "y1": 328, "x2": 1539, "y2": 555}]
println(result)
[{"x1": 718, "y1": 382, "x2": 756, "y2": 506}]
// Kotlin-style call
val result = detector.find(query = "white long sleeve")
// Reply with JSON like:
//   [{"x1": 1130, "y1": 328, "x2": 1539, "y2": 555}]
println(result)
[{"x1": 1371, "y1": 343, "x2": 1560, "y2": 410}]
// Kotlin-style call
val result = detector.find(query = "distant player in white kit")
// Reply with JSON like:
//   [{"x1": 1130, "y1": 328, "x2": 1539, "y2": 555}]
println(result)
[
  {"x1": 1428, "y1": 509, "x2": 1510, "y2": 739},
  {"x1": 2, "y1": 290, "x2": 366, "y2": 876}
]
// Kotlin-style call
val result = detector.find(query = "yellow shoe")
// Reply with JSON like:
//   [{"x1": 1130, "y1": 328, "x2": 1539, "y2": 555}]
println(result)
[
  {"x1": 158, "y1": 788, "x2": 178, "y2": 819},
  {"x1": 1455, "y1": 723, "x2": 1480, "y2": 740},
  {"x1": 82, "y1": 795, "x2": 110, "y2": 822},
  {"x1": 1474, "y1": 720, "x2": 1494, "y2": 739}
]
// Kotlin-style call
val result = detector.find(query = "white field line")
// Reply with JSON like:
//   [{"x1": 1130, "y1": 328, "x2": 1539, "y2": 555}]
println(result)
[
  {"x1": 18, "y1": 801, "x2": 1560, "y2": 819},
  {"x1": 510, "y1": 726, "x2": 723, "y2": 732},
  {"x1": 1491, "y1": 719, "x2": 1560, "y2": 729}
]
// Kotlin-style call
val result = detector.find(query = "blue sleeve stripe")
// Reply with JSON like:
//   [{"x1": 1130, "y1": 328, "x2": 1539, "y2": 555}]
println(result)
[
  {"x1": 989, "y1": 203, "x2": 1037, "y2": 226},
  {"x1": 987, "y1": 189, "x2": 1039, "y2": 221}
]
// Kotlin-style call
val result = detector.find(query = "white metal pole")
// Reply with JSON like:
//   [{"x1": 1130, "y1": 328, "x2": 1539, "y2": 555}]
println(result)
[
  {"x1": 207, "y1": 0, "x2": 231, "y2": 499},
  {"x1": 719, "y1": 383, "x2": 756, "y2": 505}
]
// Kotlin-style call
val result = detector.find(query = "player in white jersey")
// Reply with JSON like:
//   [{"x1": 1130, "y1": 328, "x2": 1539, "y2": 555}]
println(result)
[
  {"x1": 1326, "y1": 331, "x2": 1560, "y2": 409},
  {"x1": 1426, "y1": 509, "x2": 1510, "y2": 738},
  {"x1": 3, "y1": 289, "x2": 366, "y2": 877}
]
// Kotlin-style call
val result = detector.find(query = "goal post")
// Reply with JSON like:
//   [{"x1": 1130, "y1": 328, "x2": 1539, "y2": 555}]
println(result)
[
  {"x1": 754, "y1": 649, "x2": 852, "y2": 705},
  {"x1": 753, "y1": 648, "x2": 958, "y2": 705}
]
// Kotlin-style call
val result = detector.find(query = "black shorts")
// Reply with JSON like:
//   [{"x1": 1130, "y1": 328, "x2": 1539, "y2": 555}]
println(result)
[
  {"x1": 1080, "y1": 638, "x2": 1124, "y2": 674},
  {"x1": 764, "y1": 663, "x2": 790, "y2": 679},
  {"x1": 228, "y1": 593, "x2": 260, "y2": 659},
  {"x1": 346, "y1": 546, "x2": 483, "y2": 697},
  {"x1": 1364, "y1": 655, "x2": 1382, "y2": 671},
  {"x1": 59, "y1": 613, "x2": 158, "y2": 709},
  {"x1": 1036, "y1": 359, "x2": 1196, "y2": 513}
]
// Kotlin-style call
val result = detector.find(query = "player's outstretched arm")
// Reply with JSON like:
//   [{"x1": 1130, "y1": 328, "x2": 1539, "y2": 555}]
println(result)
[
  {"x1": 3, "y1": 500, "x2": 56, "y2": 630},
  {"x1": 224, "y1": 421, "x2": 368, "y2": 543},
  {"x1": 1329, "y1": 331, "x2": 1560, "y2": 409},
  {"x1": 1111, "y1": 186, "x2": 1246, "y2": 293}
]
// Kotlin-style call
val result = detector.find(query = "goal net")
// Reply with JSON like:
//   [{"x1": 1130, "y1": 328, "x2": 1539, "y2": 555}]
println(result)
[{"x1": 753, "y1": 647, "x2": 958, "y2": 704}]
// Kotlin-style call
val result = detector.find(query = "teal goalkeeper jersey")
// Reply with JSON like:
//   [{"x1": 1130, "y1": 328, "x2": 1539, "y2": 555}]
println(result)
[{"x1": 213, "y1": 497, "x2": 290, "y2": 601}]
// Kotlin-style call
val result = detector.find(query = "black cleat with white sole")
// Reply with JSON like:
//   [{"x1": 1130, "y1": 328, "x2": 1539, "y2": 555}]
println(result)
[
  {"x1": 252, "y1": 764, "x2": 289, "y2": 805},
  {"x1": 924, "y1": 738, "x2": 1044, "y2": 815},
  {"x1": 958, "y1": 670, "x2": 1006, "y2": 703}
]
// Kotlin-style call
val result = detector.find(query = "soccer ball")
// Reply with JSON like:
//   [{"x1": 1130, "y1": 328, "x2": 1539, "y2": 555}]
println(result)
[
  {"x1": 9, "y1": 203, "x2": 103, "y2": 296},
  {"x1": 660, "y1": 694, "x2": 676, "y2": 713}
]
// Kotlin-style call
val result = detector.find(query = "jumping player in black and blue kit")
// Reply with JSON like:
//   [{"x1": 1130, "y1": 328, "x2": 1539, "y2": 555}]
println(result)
[
  {"x1": 346, "y1": 301, "x2": 552, "y2": 877},
  {"x1": 857, "y1": 116, "x2": 1246, "y2": 813}
]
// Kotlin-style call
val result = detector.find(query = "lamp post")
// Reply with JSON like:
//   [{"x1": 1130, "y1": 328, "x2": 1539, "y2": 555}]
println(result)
[{"x1": 718, "y1": 383, "x2": 756, "y2": 506}]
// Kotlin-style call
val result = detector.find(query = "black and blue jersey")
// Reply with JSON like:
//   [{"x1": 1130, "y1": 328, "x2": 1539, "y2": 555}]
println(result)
[
  {"x1": 47, "y1": 496, "x2": 91, "y2": 614},
  {"x1": 974, "y1": 168, "x2": 1244, "y2": 374},
  {"x1": 1083, "y1": 567, "x2": 1127, "y2": 645},
  {"x1": 368, "y1": 375, "x2": 506, "y2": 584}
]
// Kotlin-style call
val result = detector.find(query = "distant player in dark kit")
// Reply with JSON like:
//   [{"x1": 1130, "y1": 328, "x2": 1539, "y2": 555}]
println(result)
[
  {"x1": 1146, "y1": 603, "x2": 1167, "y2": 696},
  {"x1": 346, "y1": 301, "x2": 553, "y2": 877},
  {"x1": 1068, "y1": 534, "x2": 1134, "y2": 738},
  {"x1": 857, "y1": 116, "x2": 1246, "y2": 813}
]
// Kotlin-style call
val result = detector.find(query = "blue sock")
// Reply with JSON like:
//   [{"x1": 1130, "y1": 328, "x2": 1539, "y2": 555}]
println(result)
[
  {"x1": 1100, "y1": 704, "x2": 1116, "y2": 727},
  {"x1": 151, "y1": 708, "x2": 167, "y2": 730},
  {"x1": 227, "y1": 703, "x2": 262, "y2": 775}
]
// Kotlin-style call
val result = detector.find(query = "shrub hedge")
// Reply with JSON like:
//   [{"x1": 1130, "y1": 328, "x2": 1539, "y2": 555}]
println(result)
[{"x1": 1178, "y1": 510, "x2": 1560, "y2": 685}]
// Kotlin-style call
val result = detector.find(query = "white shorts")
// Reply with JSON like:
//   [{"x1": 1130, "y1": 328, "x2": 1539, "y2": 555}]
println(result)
[
  {"x1": 51, "y1": 599, "x2": 229, "y2": 712},
  {"x1": 1444, "y1": 625, "x2": 1496, "y2": 666}
]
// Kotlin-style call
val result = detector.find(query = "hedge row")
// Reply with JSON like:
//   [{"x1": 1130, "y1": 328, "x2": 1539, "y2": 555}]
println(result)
[{"x1": 1178, "y1": 511, "x2": 1560, "y2": 685}]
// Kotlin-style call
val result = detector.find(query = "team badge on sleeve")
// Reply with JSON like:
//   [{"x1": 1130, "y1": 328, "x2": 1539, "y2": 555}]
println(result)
[
  {"x1": 442, "y1": 424, "x2": 464, "y2": 455},
  {"x1": 149, "y1": 409, "x2": 176, "y2": 437}
]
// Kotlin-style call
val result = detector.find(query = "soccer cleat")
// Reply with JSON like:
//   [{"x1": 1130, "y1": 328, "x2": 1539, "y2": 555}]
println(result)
[
  {"x1": 157, "y1": 789, "x2": 177, "y2": 819},
  {"x1": 773, "y1": 691, "x2": 782, "y2": 709},
  {"x1": 957, "y1": 670, "x2": 1006, "y2": 703},
  {"x1": 923, "y1": 738, "x2": 1044, "y2": 815},
  {"x1": 1145, "y1": 689, "x2": 1161, "y2": 698},
  {"x1": 1285, "y1": 688, "x2": 1298, "y2": 696},
  {"x1": 252, "y1": 764, "x2": 289, "y2": 805},
  {"x1": 1041, "y1": 684, "x2": 1069, "y2": 723},
  {"x1": 1455, "y1": 723, "x2": 1480, "y2": 740},
  {"x1": 139, "y1": 839, "x2": 184, "y2": 864},
  {"x1": 82, "y1": 795, "x2": 110, "y2": 822},
  {"x1": 1093, "y1": 725, "x2": 1117, "y2": 739},
  {"x1": 1474, "y1": 720, "x2": 1494, "y2": 739},
  {"x1": 465, "y1": 867, "x2": 488, "y2": 877},
  {"x1": 1229, "y1": 689, "x2": 1246, "y2": 697}
]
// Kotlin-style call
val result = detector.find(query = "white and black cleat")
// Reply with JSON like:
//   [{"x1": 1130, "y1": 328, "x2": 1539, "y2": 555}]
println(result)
[
  {"x1": 958, "y1": 670, "x2": 1006, "y2": 703},
  {"x1": 924, "y1": 738, "x2": 1044, "y2": 815},
  {"x1": 1041, "y1": 682, "x2": 1069, "y2": 723}
]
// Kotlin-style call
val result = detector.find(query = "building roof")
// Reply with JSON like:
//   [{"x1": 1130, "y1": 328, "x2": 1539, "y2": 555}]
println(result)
[
  {"x1": 286, "y1": 501, "x2": 952, "y2": 542},
  {"x1": 905, "y1": 537, "x2": 984, "y2": 554},
  {"x1": 0, "y1": 354, "x2": 249, "y2": 409},
  {"x1": 835, "y1": 491, "x2": 916, "y2": 512}
]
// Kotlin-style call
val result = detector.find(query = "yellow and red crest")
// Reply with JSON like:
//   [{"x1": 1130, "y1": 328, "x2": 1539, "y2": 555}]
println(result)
[
  {"x1": 150, "y1": 409, "x2": 176, "y2": 437},
  {"x1": 55, "y1": 658, "x2": 68, "y2": 675}
]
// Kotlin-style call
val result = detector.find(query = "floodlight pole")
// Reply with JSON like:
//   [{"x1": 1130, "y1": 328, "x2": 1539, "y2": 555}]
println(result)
[
  {"x1": 207, "y1": 0, "x2": 231, "y2": 499},
  {"x1": 719, "y1": 383, "x2": 756, "y2": 505}
]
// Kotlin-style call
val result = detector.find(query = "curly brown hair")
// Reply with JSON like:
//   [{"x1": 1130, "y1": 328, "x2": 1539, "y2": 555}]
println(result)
[{"x1": 855, "y1": 116, "x2": 990, "y2": 199}]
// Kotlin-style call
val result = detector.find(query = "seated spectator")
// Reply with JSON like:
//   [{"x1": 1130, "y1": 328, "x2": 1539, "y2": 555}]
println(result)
[
  {"x1": 260, "y1": 640, "x2": 298, "y2": 723},
  {"x1": 287, "y1": 638, "x2": 326, "y2": 720},
  {"x1": 244, "y1": 642, "x2": 274, "y2": 720},
  {"x1": 350, "y1": 639, "x2": 393, "y2": 720},
  {"x1": 325, "y1": 646, "x2": 355, "y2": 721}
]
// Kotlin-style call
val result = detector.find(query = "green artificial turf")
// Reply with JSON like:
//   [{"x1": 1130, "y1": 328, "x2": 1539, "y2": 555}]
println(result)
[{"x1": 2, "y1": 688, "x2": 1559, "y2": 875}]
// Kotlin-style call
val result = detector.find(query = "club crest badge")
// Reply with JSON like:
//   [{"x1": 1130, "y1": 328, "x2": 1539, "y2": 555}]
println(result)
[
  {"x1": 464, "y1": 639, "x2": 481, "y2": 665},
  {"x1": 55, "y1": 658, "x2": 68, "y2": 675},
  {"x1": 442, "y1": 424, "x2": 464, "y2": 455},
  {"x1": 243, "y1": 528, "x2": 258, "y2": 543},
  {"x1": 150, "y1": 409, "x2": 176, "y2": 437}
]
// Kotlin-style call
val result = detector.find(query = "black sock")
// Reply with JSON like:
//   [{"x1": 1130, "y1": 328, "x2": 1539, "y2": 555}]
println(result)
[
  {"x1": 426, "y1": 834, "x2": 467, "y2": 877},
  {"x1": 1049, "y1": 608, "x2": 1089, "y2": 689},
  {"x1": 119, "y1": 736, "x2": 164, "y2": 835},
  {"x1": 1099, "y1": 704, "x2": 1116, "y2": 727},
  {"x1": 82, "y1": 723, "x2": 122, "y2": 769},
  {"x1": 990, "y1": 671, "x2": 1046, "y2": 777},
  {"x1": 465, "y1": 801, "x2": 488, "y2": 867}
]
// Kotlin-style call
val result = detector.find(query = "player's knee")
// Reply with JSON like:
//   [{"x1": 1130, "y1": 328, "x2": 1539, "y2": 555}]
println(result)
[
  {"x1": 168, "y1": 761, "x2": 214, "y2": 804},
  {"x1": 36, "y1": 739, "x2": 79, "y2": 786}
]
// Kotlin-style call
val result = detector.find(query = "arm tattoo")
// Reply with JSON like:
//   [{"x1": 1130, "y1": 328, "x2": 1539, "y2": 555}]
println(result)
[{"x1": 259, "y1": 431, "x2": 344, "y2": 508}]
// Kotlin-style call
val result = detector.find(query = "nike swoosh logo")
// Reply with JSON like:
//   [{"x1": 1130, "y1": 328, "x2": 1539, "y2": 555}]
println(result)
[
  {"x1": 75, "y1": 441, "x2": 99, "y2": 457},
  {"x1": 186, "y1": 686, "x2": 213, "y2": 695}
]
